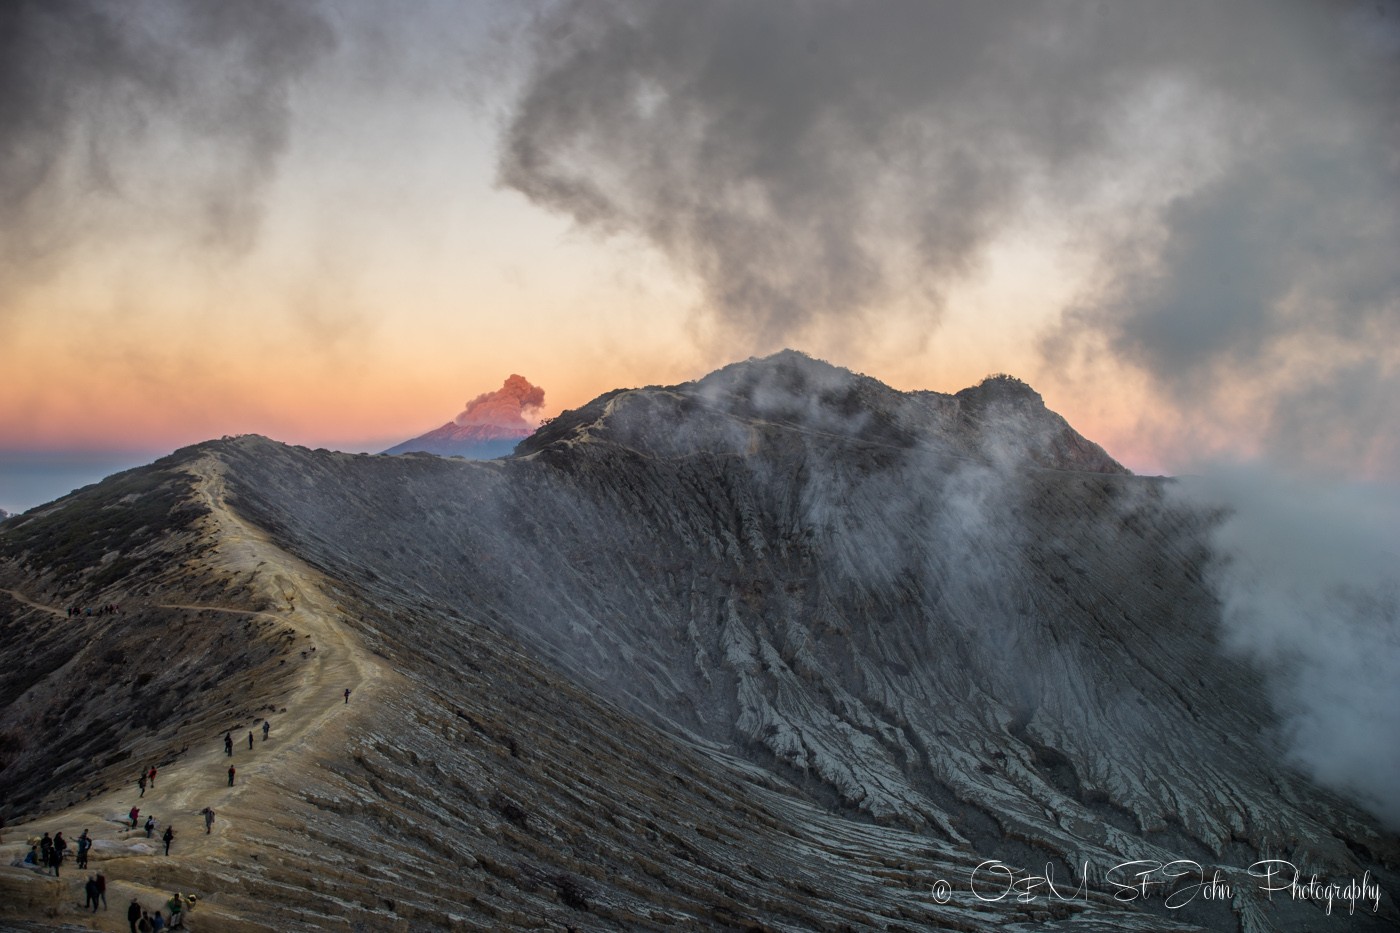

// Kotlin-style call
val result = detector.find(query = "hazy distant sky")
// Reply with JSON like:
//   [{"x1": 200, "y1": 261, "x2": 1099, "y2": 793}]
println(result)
[{"x1": 2, "y1": 0, "x2": 1398, "y2": 509}]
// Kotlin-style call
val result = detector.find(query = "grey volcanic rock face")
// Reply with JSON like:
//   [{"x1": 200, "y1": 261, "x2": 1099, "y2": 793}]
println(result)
[
  {"x1": 380, "y1": 422, "x2": 525, "y2": 459},
  {"x1": 2, "y1": 352, "x2": 1396, "y2": 931}
]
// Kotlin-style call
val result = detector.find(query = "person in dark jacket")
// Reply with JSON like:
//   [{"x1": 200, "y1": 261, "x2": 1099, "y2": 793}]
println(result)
[
  {"x1": 162, "y1": 824, "x2": 174, "y2": 856},
  {"x1": 223, "y1": 732, "x2": 233, "y2": 756},
  {"x1": 52, "y1": 832, "x2": 67, "y2": 875},
  {"x1": 127, "y1": 898, "x2": 142, "y2": 933},
  {"x1": 227, "y1": 765, "x2": 236, "y2": 786},
  {"x1": 85, "y1": 875, "x2": 101, "y2": 911},
  {"x1": 76, "y1": 829, "x2": 91, "y2": 868}
]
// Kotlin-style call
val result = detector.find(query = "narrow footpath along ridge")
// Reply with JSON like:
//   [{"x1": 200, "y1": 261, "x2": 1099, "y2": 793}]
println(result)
[
  {"x1": 0, "y1": 453, "x2": 395, "y2": 928},
  {"x1": 3, "y1": 359, "x2": 1397, "y2": 931},
  {"x1": 0, "y1": 587, "x2": 64, "y2": 618}
]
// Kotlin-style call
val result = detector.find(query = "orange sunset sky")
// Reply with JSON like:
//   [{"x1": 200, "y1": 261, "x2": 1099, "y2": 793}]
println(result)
[{"x1": 3, "y1": 1, "x2": 1398, "y2": 512}]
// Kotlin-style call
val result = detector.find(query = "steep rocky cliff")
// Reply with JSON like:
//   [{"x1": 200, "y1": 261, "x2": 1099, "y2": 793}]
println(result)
[{"x1": 1, "y1": 352, "x2": 1394, "y2": 931}]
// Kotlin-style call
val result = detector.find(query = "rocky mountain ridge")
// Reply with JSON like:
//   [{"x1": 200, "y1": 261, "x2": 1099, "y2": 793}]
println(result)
[{"x1": 0, "y1": 352, "x2": 1394, "y2": 931}]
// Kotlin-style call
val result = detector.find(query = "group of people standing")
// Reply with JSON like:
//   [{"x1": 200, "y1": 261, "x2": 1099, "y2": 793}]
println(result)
[
  {"x1": 18, "y1": 695, "x2": 310, "y2": 926},
  {"x1": 65, "y1": 603, "x2": 120, "y2": 617},
  {"x1": 125, "y1": 893, "x2": 190, "y2": 931},
  {"x1": 26, "y1": 830, "x2": 68, "y2": 875},
  {"x1": 27, "y1": 826, "x2": 104, "y2": 875}
]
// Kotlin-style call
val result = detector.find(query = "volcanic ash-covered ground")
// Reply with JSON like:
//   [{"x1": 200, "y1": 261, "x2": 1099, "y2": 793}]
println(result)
[{"x1": 1, "y1": 351, "x2": 1395, "y2": 931}]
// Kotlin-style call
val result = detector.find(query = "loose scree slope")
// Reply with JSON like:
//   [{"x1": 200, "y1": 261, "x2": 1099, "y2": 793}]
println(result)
[{"x1": 0, "y1": 351, "x2": 1395, "y2": 931}]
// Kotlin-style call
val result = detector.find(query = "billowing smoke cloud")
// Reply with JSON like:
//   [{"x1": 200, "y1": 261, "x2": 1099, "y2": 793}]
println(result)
[
  {"x1": 454, "y1": 374, "x2": 545, "y2": 430},
  {"x1": 1175, "y1": 468, "x2": 1400, "y2": 829},
  {"x1": 501, "y1": 0, "x2": 1400, "y2": 476},
  {"x1": 499, "y1": 3, "x2": 1400, "y2": 826},
  {"x1": 0, "y1": 0, "x2": 335, "y2": 307}
]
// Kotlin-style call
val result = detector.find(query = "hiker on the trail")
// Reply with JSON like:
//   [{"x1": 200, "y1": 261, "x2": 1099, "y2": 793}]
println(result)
[
  {"x1": 48, "y1": 841, "x2": 61, "y2": 876},
  {"x1": 129, "y1": 806, "x2": 140, "y2": 829},
  {"x1": 127, "y1": 898, "x2": 142, "y2": 933},
  {"x1": 151, "y1": 908, "x2": 166, "y2": 931},
  {"x1": 96, "y1": 872, "x2": 108, "y2": 908},
  {"x1": 262, "y1": 720, "x2": 270, "y2": 741},
  {"x1": 39, "y1": 831, "x2": 52, "y2": 864},
  {"x1": 77, "y1": 829, "x2": 91, "y2": 868},
  {"x1": 144, "y1": 815, "x2": 156, "y2": 838},
  {"x1": 53, "y1": 831, "x2": 67, "y2": 873},
  {"x1": 148, "y1": 765, "x2": 157, "y2": 787},
  {"x1": 224, "y1": 732, "x2": 233, "y2": 756},
  {"x1": 166, "y1": 893, "x2": 186, "y2": 928},
  {"x1": 138, "y1": 773, "x2": 147, "y2": 797},
  {"x1": 85, "y1": 874, "x2": 101, "y2": 911},
  {"x1": 248, "y1": 730, "x2": 254, "y2": 750},
  {"x1": 227, "y1": 764, "x2": 236, "y2": 786},
  {"x1": 344, "y1": 687, "x2": 351, "y2": 704},
  {"x1": 202, "y1": 807, "x2": 215, "y2": 834},
  {"x1": 162, "y1": 824, "x2": 174, "y2": 855},
  {"x1": 138, "y1": 908, "x2": 153, "y2": 932},
  {"x1": 24, "y1": 844, "x2": 37, "y2": 865}
]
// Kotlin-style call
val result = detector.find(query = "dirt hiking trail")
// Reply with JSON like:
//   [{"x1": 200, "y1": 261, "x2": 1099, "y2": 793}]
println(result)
[{"x1": 1, "y1": 455, "x2": 400, "y2": 929}]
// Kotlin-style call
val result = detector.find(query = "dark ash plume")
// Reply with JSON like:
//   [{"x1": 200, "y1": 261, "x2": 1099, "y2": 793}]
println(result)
[{"x1": 501, "y1": 0, "x2": 1400, "y2": 475}]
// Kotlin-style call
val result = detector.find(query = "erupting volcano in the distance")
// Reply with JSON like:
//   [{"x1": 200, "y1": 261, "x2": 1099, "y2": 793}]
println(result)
[{"x1": 383, "y1": 374, "x2": 545, "y2": 458}]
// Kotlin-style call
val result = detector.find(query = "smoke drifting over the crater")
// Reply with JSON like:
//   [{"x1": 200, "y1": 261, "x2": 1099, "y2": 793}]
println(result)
[
  {"x1": 502, "y1": 0, "x2": 1400, "y2": 477},
  {"x1": 1177, "y1": 468, "x2": 1400, "y2": 830},
  {"x1": 496, "y1": 1, "x2": 1400, "y2": 830},
  {"x1": 454, "y1": 374, "x2": 545, "y2": 431}
]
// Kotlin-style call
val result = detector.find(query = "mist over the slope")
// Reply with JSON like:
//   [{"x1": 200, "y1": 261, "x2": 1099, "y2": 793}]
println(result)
[
  {"x1": 205, "y1": 360, "x2": 1400, "y2": 918},
  {"x1": 1175, "y1": 467, "x2": 1400, "y2": 830},
  {"x1": 616, "y1": 353, "x2": 1400, "y2": 833},
  {"x1": 500, "y1": 1, "x2": 1400, "y2": 833}
]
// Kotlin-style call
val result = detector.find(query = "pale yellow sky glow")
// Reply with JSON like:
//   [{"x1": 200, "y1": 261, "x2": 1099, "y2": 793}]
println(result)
[{"x1": 0, "y1": 109, "x2": 1076, "y2": 455}]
